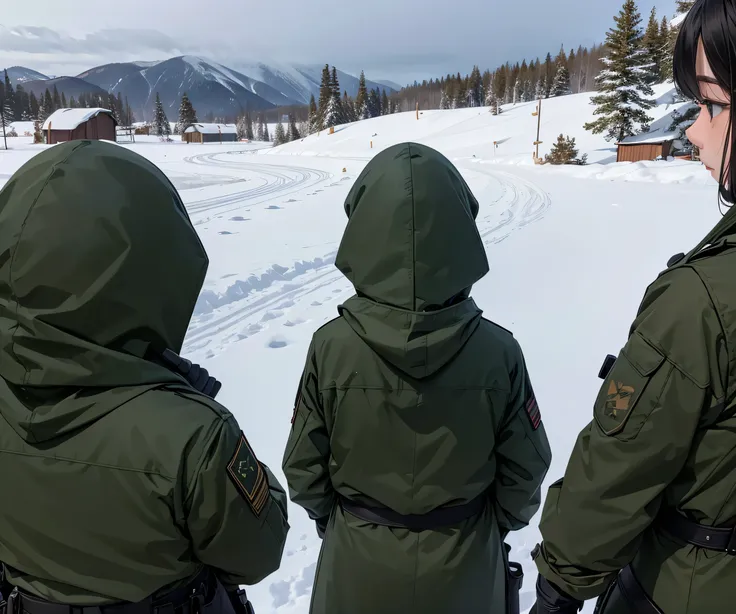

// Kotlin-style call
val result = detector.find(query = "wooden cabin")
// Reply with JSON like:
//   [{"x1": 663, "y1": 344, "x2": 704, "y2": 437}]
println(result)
[
  {"x1": 182, "y1": 123, "x2": 238, "y2": 143},
  {"x1": 42, "y1": 108, "x2": 117, "y2": 144}
]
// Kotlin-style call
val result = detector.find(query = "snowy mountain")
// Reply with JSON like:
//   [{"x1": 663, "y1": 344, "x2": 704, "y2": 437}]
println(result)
[
  {"x1": 231, "y1": 61, "x2": 397, "y2": 105},
  {"x1": 3, "y1": 66, "x2": 50, "y2": 87},
  {"x1": 375, "y1": 79, "x2": 404, "y2": 91},
  {"x1": 20, "y1": 76, "x2": 107, "y2": 100},
  {"x1": 77, "y1": 56, "x2": 296, "y2": 122}
]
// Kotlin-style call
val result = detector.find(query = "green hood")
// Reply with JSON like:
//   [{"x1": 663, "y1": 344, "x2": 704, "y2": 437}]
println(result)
[
  {"x1": 336, "y1": 142, "x2": 489, "y2": 379},
  {"x1": 0, "y1": 140, "x2": 208, "y2": 442}
]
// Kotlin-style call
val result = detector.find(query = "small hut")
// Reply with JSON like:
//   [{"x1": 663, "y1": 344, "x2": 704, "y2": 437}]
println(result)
[
  {"x1": 42, "y1": 108, "x2": 117, "y2": 144},
  {"x1": 182, "y1": 123, "x2": 238, "y2": 144},
  {"x1": 617, "y1": 134, "x2": 676, "y2": 162}
]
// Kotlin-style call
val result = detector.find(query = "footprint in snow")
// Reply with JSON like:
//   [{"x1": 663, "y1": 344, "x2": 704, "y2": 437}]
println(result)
[
  {"x1": 268, "y1": 581, "x2": 290, "y2": 608},
  {"x1": 286, "y1": 549, "x2": 295, "y2": 557},
  {"x1": 218, "y1": 231, "x2": 235, "y2": 235},
  {"x1": 284, "y1": 319, "x2": 305, "y2": 327},
  {"x1": 261, "y1": 310, "x2": 283, "y2": 322},
  {"x1": 311, "y1": 301, "x2": 322, "y2": 306},
  {"x1": 266, "y1": 205, "x2": 282, "y2": 210},
  {"x1": 284, "y1": 198, "x2": 299, "y2": 203},
  {"x1": 268, "y1": 337, "x2": 289, "y2": 349},
  {"x1": 300, "y1": 533, "x2": 308, "y2": 541},
  {"x1": 229, "y1": 216, "x2": 250, "y2": 221},
  {"x1": 341, "y1": 176, "x2": 351, "y2": 181},
  {"x1": 294, "y1": 563, "x2": 317, "y2": 597},
  {"x1": 278, "y1": 300, "x2": 295, "y2": 309},
  {"x1": 332, "y1": 289, "x2": 342, "y2": 294},
  {"x1": 221, "y1": 273, "x2": 236, "y2": 279}
]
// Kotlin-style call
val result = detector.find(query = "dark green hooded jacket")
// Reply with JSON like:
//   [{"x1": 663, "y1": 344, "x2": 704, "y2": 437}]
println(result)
[
  {"x1": 533, "y1": 203, "x2": 736, "y2": 613},
  {"x1": 0, "y1": 141, "x2": 288, "y2": 605},
  {"x1": 282, "y1": 142, "x2": 552, "y2": 614}
]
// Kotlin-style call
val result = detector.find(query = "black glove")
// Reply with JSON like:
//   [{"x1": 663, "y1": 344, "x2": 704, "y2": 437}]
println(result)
[
  {"x1": 160, "y1": 349, "x2": 222, "y2": 399},
  {"x1": 530, "y1": 574, "x2": 583, "y2": 614}
]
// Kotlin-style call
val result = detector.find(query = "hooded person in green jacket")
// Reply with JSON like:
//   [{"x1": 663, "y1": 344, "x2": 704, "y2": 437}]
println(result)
[
  {"x1": 282, "y1": 142, "x2": 552, "y2": 614},
  {"x1": 0, "y1": 140, "x2": 288, "y2": 611},
  {"x1": 531, "y1": 1, "x2": 736, "y2": 613}
]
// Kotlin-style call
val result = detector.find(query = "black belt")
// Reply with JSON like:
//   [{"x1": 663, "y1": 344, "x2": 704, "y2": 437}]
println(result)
[
  {"x1": 2, "y1": 567, "x2": 212, "y2": 614},
  {"x1": 614, "y1": 565, "x2": 664, "y2": 614},
  {"x1": 340, "y1": 492, "x2": 487, "y2": 531},
  {"x1": 659, "y1": 509, "x2": 736, "y2": 555}
]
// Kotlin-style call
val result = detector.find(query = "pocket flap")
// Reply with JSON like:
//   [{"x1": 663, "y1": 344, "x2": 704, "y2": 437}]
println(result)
[{"x1": 623, "y1": 333, "x2": 666, "y2": 377}]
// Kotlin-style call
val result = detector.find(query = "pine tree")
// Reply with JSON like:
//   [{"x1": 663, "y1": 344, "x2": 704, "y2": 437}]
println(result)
[
  {"x1": 109, "y1": 94, "x2": 121, "y2": 124},
  {"x1": 307, "y1": 94, "x2": 318, "y2": 132},
  {"x1": 244, "y1": 109, "x2": 253, "y2": 140},
  {"x1": 367, "y1": 88, "x2": 381, "y2": 117},
  {"x1": 67, "y1": 95, "x2": 76, "y2": 109},
  {"x1": 2, "y1": 70, "x2": 14, "y2": 122},
  {"x1": 642, "y1": 7, "x2": 663, "y2": 83},
  {"x1": 468, "y1": 66, "x2": 483, "y2": 107},
  {"x1": 288, "y1": 113, "x2": 301, "y2": 141},
  {"x1": 355, "y1": 71, "x2": 369, "y2": 120},
  {"x1": 676, "y1": 0, "x2": 694, "y2": 11},
  {"x1": 551, "y1": 49, "x2": 572, "y2": 96},
  {"x1": 236, "y1": 114, "x2": 248, "y2": 140},
  {"x1": 326, "y1": 66, "x2": 344, "y2": 126},
  {"x1": 125, "y1": 97, "x2": 135, "y2": 126},
  {"x1": 543, "y1": 53, "x2": 555, "y2": 97},
  {"x1": 343, "y1": 91, "x2": 356, "y2": 122},
  {"x1": 60, "y1": 91, "x2": 67, "y2": 108},
  {"x1": 273, "y1": 119, "x2": 286, "y2": 146},
  {"x1": 315, "y1": 64, "x2": 332, "y2": 130},
  {"x1": 154, "y1": 93, "x2": 170, "y2": 138},
  {"x1": 660, "y1": 16, "x2": 672, "y2": 81},
  {"x1": 545, "y1": 134, "x2": 587, "y2": 165},
  {"x1": 177, "y1": 93, "x2": 197, "y2": 134},
  {"x1": 52, "y1": 86, "x2": 61, "y2": 112},
  {"x1": 39, "y1": 89, "x2": 53, "y2": 121},
  {"x1": 584, "y1": 0, "x2": 656, "y2": 142},
  {"x1": 14, "y1": 83, "x2": 27, "y2": 120},
  {"x1": 439, "y1": 89, "x2": 449, "y2": 110},
  {"x1": 264, "y1": 121, "x2": 270, "y2": 141},
  {"x1": 381, "y1": 89, "x2": 390, "y2": 115}
]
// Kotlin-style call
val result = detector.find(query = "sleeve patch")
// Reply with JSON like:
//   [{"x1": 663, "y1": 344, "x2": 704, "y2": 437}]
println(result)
[
  {"x1": 227, "y1": 432, "x2": 269, "y2": 516},
  {"x1": 526, "y1": 396, "x2": 541, "y2": 430}
]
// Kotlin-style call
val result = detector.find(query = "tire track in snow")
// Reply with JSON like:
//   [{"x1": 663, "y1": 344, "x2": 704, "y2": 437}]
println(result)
[
  {"x1": 182, "y1": 167, "x2": 551, "y2": 353},
  {"x1": 181, "y1": 151, "x2": 333, "y2": 217}
]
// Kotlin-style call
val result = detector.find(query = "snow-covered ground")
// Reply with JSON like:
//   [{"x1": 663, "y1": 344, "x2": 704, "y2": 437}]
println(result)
[{"x1": 0, "y1": 84, "x2": 720, "y2": 613}]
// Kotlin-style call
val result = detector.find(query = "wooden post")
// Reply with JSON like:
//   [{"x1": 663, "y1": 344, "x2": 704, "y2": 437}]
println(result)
[
  {"x1": 47, "y1": 121, "x2": 52, "y2": 145},
  {"x1": 370, "y1": 140, "x2": 373, "y2": 148},
  {"x1": 329, "y1": 126, "x2": 335, "y2": 135},
  {"x1": 532, "y1": 98, "x2": 542, "y2": 159},
  {"x1": 416, "y1": 102, "x2": 419, "y2": 120}
]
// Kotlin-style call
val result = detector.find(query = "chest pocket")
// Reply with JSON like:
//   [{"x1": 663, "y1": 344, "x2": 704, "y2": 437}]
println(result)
[{"x1": 593, "y1": 332, "x2": 667, "y2": 439}]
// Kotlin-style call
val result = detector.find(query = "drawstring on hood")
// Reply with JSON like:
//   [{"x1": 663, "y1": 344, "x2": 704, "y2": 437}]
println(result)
[{"x1": 336, "y1": 143, "x2": 489, "y2": 379}]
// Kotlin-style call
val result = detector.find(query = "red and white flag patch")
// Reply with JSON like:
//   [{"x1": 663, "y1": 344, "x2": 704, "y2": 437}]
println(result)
[{"x1": 526, "y1": 396, "x2": 541, "y2": 430}]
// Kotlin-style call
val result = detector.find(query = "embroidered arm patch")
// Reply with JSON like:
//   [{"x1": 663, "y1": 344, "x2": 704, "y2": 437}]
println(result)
[
  {"x1": 227, "y1": 432, "x2": 269, "y2": 516},
  {"x1": 526, "y1": 395, "x2": 541, "y2": 430}
]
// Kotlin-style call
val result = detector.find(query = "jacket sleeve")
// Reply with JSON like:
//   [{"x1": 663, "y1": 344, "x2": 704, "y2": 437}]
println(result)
[
  {"x1": 185, "y1": 415, "x2": 289, "y2": 589},
  {"x1": 282, "y1": 340, "x2": 335, "y2": 523},
  {"x1": 533, "y1": 267, "x2": 723, "y2": 602},
  {"x1": 494, "y1": 340, "x2": 553, "y2": 534}
]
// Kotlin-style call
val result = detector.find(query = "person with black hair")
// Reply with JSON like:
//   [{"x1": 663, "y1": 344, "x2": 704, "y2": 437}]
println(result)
[{"x1": 529, "y1": 1, "x2": 736, "y2": 613}]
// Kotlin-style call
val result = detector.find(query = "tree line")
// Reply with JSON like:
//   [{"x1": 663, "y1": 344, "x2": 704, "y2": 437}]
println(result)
[{"x1": 0, "y1": 72, "x2": 135, "y2": 131}]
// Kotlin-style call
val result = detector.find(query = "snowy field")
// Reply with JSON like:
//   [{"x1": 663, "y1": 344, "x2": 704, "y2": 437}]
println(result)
[{"x1": 0, "y1": 84, "x2": 721, "y2": 613}]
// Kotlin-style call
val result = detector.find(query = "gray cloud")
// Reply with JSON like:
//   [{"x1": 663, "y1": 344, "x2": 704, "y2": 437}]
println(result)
[{"x1": 0, "y1": 1, "x2": 677, "y2": 83}]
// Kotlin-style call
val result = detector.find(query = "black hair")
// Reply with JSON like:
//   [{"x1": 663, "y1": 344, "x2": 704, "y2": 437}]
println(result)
[{"x1": 673, "y1": 0, "x2": 736, "y2": 207}]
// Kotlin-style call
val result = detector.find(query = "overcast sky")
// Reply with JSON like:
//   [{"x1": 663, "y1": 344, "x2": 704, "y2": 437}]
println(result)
[{"x1": 1, "y1": 0, "x2": 677, "y2": 86}]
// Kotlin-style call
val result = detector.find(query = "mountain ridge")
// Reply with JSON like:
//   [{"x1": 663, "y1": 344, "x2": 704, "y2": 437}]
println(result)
[{"x1": 3, "y1": 56, "x2": 397, "y2": 122}]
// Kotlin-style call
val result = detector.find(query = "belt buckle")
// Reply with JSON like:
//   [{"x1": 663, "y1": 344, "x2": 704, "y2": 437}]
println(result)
[{"x1": 726, "y1": 527, "x2": 736, "y2": 555}]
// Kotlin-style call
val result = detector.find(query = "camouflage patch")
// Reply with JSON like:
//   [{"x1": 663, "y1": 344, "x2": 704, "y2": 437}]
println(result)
[
  {"x1": 227, "y1": 432, "x2": 269, "y2": 516},
  {"x1": 605, "y1": 380, "x2": 635, "y2": 419}
]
